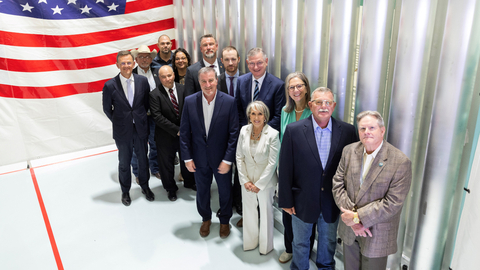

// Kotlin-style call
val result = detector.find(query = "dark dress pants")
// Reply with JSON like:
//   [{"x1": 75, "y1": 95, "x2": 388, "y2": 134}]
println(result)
[
  {"x1": 116, "y1": 127, "x2": 150, "y2": 193},
  {"x1": 231, "y1": 167, "x2": 242, "y2": 209},
  {"x1": 155, "y1": 136, "x2": 179, "y2": 192}
]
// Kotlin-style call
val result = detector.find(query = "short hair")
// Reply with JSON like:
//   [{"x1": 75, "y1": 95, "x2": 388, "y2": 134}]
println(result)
[
  {"x1": 356, "y1": 110, "x2": 385, "y2": 128},
  {"x1": 198, "y1": 67, "x2": 217, "y2": 79},
  {"x1": 246, "y1": 101, "x2": 270, "y2": 124},
  {"x1": 172, "y1": 48, "x2": 192, "y2": 71},
  {"x1": 311, "y1": 87, "x2": 334, "y2": 100},
  {"x1": 116, "y1": 50, "x2": 133, "y2": 62},
  {"x1": 247, "y1": 47, "x2": 267, "y2": 60},
  {"x1": 283, "y1": 72, "x2": 311, "y2": 113},
  {"x1": 200, "y1": 34, "x2": 217, "y2": 44},
  {"x1": 158, "y1": 34, "x2": 171, "y2": 42},
  {"x1": 222, "y1": 46, "x2": 240, "y2": 59}
]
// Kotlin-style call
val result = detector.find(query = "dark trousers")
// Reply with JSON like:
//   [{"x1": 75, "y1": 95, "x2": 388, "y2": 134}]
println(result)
[
  {"x1": 131, "y1": 116, "x2": 159, "y2": 176},
  {"x1": 343, "y1": 239, "x2": 388, "y2": 270},
  {"x1": 282, "y1": 211, "x2": 316, "y2": 253},
  {"x1": 231, "y1": 167, "x2": 242, "y2": 208},
  {"x1": 115, "y1": 127, "x2": 150, "y2": 193},
  {"x1": 195, "y1": 166, "x2": 233, "y2": 224}
]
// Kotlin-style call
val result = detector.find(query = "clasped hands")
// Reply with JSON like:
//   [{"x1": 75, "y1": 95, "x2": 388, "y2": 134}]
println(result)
[
  {"x1": 244, "y1": 182, "x2": 260, "y2": 193},
  {"x1": 340, "y1": 207, "x2": 372, "y2": 238}
]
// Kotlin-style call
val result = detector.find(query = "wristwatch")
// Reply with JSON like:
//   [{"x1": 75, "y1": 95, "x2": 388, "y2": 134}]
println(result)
[{"x1": 352, "y1": 206, "x2": 360, "y2": 224}]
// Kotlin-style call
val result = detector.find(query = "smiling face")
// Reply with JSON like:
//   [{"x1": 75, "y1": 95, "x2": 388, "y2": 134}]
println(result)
[
  {"x1": 116, "y1": 54, "x2": 134, "y2": 78},
  {"x1": 247, "y1": 52, "x2": 268, "y2": 79},
  {"x1": 174, "y1": 51, "x2": 188, "y2": 69},
  {"x1": 358, "y1": 115, "x2": 385, "y2": 153},
  {"x1": 249, "y1": 107, "x2": 265, "y2": 129},
  {"x1": 199, "y1": 70, "x2": 218, "y2": 100},
  {"x1": 135, "y1": 53, "x2": 152, "y2": 71},
  {"x1": 288, "y1": 77, "x2": 307, "y2": 103},
  {"x1": 159, "y1": 66, "x2": 175, "y2": 89},
  {"x1": 309, "y1": 91, "x2": 336, "y2": 128},
  {"x1": 200, "y1": 37, "x2": 218, "y2": 60}
]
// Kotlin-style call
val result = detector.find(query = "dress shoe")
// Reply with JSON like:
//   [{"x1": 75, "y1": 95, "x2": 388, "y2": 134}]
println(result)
[
  {"x1": 199, "y1": 220, "x2": 211, "y2": 237},
  {"x1": 153, "y1": 172, "x2": 161, "y2": 179},
  {"x1": 174, "y1": 155, "x2": 179, "y2": 165},
  {"x1": 142, "y1": 188, "x2": 155, "y2": 201},
  {"x1": 184, "y1": 184, "x2": 197, "y2": 191},
  {"x1": 279, "y1": 251, "x2": 293, "y2": 263},
  {"x1": 121, "y1": 192, "x2": 131, "y2": 206},
  {"x1": 167, "y1": 190, "x2": 177, "y2": 201},
  {"x1": 219, "y1": 224, "x2": 230, "y2": 238},
  {"x1": 236, "y1": 218, "x2": 243, "y2": 227},
  {"x1": 216, "y1": 209, "x2": 221, "y2": 218},
  {"x1": 178, "y1": 172, "x2": 184, "y2": 181},
  {"x1": 135, "y1": 177, "x2": 139, "y2": 185},
  {"x1": 234, "y1": 203, "x2": 243, "y2": 215}
]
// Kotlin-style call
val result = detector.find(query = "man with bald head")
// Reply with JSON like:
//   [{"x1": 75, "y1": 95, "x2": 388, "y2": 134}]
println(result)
[{"x1": 149, "y1": 65, "x2": 195, "y2": 201}]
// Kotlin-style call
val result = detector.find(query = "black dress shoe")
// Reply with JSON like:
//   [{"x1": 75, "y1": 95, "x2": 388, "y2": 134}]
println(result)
[
  {"x1": 168, "y1": 190, "x2": 177, "y2": 201},
  {"x1": 121, "y1": 192, "x2": 131, "y2": 206},
  {"x1": 142, "y1": 188, "x2": 155, "y2": 201},
  {"x1": 216, "y1": 209, "x2": 221, "y2": 217},
  {"x1": 184, "y1": 184, "x2": 197, "y2": 191},
  {"x1": 235, "y1": 203, "x2": 243, "y2": 215}
]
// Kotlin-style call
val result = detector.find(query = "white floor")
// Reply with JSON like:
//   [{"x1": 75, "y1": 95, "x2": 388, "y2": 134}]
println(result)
[{"x1": 0, "y1": 147, "x2": 321, "y2": 270}]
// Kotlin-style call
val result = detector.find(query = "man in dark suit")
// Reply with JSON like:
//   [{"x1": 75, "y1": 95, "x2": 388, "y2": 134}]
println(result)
[
  {"x1": 332, "y1": 111, "x2": 412, "y2": 270},
  {"x1": 180, "y1": 67, "x2": 239, "y2": 239},
  {"x1": 184, "y1": 34, "x2": 225, "y2": 96},
  {"x1": 149, "y1": 65, "x2": 196, "y2": 201},
  {"x1": 278, "y1": 87, "x2": 358, "y2": 269},
  {"x1": 102, "y1": 50, "x2": 155, "y2": 206},
  {"x1": 235, "y1": 47, "x2": 285, "y2": 131},
  {"x1": 130, "y1": 45, "x2": 161, "y2": 183}
]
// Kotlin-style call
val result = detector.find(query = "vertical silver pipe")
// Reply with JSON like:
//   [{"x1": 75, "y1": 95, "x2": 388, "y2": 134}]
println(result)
[
  {"x1": 217, "y1": 0, "x2": 230, "y2": 51},
  {"x1": 410, "y1": 0, "x2": 479, "y2": 268},
  {"x1": 354, "y1": 0, "x2": 394, "y2": 118},
  {"x1": 193, "y1": 0, "x2": 205, "y2": 62},
  {"x1": 244, "y1": 0, "x2": 261, "y2": 54},
  {"x1": 387, "y1": 0, "x2": 433, "y2": 268},
  {"x1": 204, "y1": 0, "x2": 216, "y2": 36},
  {"x1": 173, "y1": 0, "x2": 184, "y2": 49},
  {"x1": 280, "y1": 0, "x2": 301, "y2": 79},
  {"x1": 183, "y1": 0, "x2": 195, "y2": 60},
  {"x1": 327, "y1": 0, "x2": 359, "y2": 121},
  {"x1": 302, "y1": 0, "x2": 327, "y2": 90},
  {"x1": 230, "y1": 0, "x2": 246, "y2": 73},
  {"x1": 262, "y1": 0, "x2": 281, "y2": 77}
]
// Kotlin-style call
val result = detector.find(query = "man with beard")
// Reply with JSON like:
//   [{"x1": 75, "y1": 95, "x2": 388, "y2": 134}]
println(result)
[
  {"x1": 184, "y1": 34, "x2": 225, "y2": 96},
  {"x1": 151, "y1": 35, "x2": 173, "y2": 69}
]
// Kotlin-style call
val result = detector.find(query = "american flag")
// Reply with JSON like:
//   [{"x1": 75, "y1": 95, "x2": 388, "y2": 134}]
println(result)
[{"x1": 0, "y1": 0, "x2": 174, "y2": 98}]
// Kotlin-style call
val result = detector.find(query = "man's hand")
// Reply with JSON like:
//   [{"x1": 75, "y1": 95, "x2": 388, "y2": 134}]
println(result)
[
  {"x1": 282, "y1": 207, "x2": 296, "y2": 215},
  {"x1": 351, "y1": 223, "x2": 372, "y2": 237},
  {"x1": 244, "y1": 182, "x2": 260, "y2": 193},
  {"x1": 186, "y1": 160, "x2": 196, "y2": 172},
  {"x1": 340, "y1": 207, "x2": 357, "y2": 227},
  {"x1": 217, "y1": 161, "x2": 231, "y2": 174}
]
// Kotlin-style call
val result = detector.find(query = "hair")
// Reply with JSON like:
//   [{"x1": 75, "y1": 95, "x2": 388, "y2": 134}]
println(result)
[
  {"x1": 116, "y1": 50, "x2": 133, "y2": 62},
  {"x1": 222, "y1": 46, "x2": 240, "y2": 58},
  {"x1": 246, "y1": 101, "x2": 270, "y2": 124},
  {"x1": 158, "y1": 34, "x2": 171, "y2": 42},
  {"x1": 247, "y1": 47, "x2": 267, "y2": 60},
  {"x1": 159, "y1": 65, "x2": 174, "y2": 73},
  {"x1": 311, "y1": 87, "x2": 335, "y2": 100},
  {"x1": 172, "y1": 48, "x2": 192, "y2": 71},
  {"x1": 283, "y1": 72, "x2": 311, "y2": 113},
  {"x1": 356, "y1": 110, "x2": 385, "y2": 128},
  {"x1": 200, "y1": 34, "x2": 217, "y2": 44},
  {"x1": 198, "y1": 67, "x2": 217, "y2": 79}
]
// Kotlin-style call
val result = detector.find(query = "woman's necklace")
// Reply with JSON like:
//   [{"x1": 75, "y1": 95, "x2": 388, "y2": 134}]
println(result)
[
  {"x1": 295, "y1": 109, "x2": 304, "y2": 113},
  {"x1": 251, "y1": 129, "x2": 262, "y2": 140}
]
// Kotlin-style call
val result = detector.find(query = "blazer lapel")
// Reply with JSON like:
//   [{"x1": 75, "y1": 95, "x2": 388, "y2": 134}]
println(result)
[
  {"x1": 196, "y1": 93, "x2": 207, "y2": 138},
  {"x1": 253, "y1": 124, "x2": 270, "y2": 161},
  {"x1": 258, "y1": 73, "x2": 273, "y2": 101},
  {"x1": 208, "y1": 91, "x2": 224, "y2": 138},
  {"x1": 160, "y1": 86, "x2": 175, "y2": 112},
  {"x1": 303, "y1": 117, "x2": 322, "y2": 169},
  {"x1": 325, "y1": 117, "x2": 341, "y2": 170},
  {"x1": 355, "y1": 142, "x2": 388, "y2": 203},
  {"x1": 351, "y1": 144, "x2": 364, "y2": 201},
  {"x1": 176, "y1": 83, "x2": 185, "y2": 112},
  {"x1": 114, "y1": 75, "x2": 129, "y2": 106},
  {"x1": 243, "y1": 125, "x2": 254, "y2": 164}
]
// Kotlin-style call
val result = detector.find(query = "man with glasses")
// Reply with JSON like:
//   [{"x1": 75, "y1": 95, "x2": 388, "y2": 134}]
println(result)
[
  {"x1": 152, "y1": 34, "x2": 173, "y2": 69},
  {"x1": 278, "y1": 87, "x2": 358, "y2": 269},
  {"x1": 235, "y1": 47, "x2": 285, "y2": 131}
]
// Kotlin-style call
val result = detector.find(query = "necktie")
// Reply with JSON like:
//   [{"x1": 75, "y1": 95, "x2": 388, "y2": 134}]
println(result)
[
  {"x1": 229, "y1": 77, "x2": 235, "y2": 96},
  {"x1": 169, "y1": 88, "x2": 179, "y2": 115},
  {"x1": 253, "y1": 80, "x2": 259, "y2": 101},
  {"x1": 209, "y1": 65, "x2": 215, "y2": 68},
  {"x1": 361, "y1": 153, "x2": 374, "y2": 185},
  {"x1": 126, "y1": 79, "x2": 134, "y2": 106}
]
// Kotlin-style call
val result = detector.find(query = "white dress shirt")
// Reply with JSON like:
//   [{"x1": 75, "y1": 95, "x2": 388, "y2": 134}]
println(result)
[
  {"x1": 119, "y1": 73, "x2": 134, "y2": 100},
  {"x1": 360, "y1": 141, "x2": 384, "y2": 185},
  {"x1": 137, "y1": 67, "x2": 156, "y2": 91},
  {"x1": 162, "y1": 84, "x2": 178, "y2": 102},
  {"x1": 250, "y1": 72, "x2": 266, "y2": 101},
  {"x1": 203, "y1": 58, "x2": 221, "y2": 76}
]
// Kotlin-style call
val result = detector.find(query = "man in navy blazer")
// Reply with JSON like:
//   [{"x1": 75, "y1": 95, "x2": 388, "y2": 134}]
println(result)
[
  {"x1": 180, "y1": 67, "x2": 239, "y2": 239},
  {"x1": 278, "y1": 87, "x2": 358, "y2": 269},
  {"x1": 235, "y1": 47, "x2": 285, "y2": 131},
  {"x1": 184, "y1": 34, "x2": 225, "y2": 96},
  {"x1": 102, "y1": 50, "x2": 155, "y2": 206}
]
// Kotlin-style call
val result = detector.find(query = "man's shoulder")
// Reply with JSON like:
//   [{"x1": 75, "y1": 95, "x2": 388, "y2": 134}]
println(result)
[
  {"x1": 104, "y1": 75, "x2": 119, "y2": 87},
  {"x1": 238, "y1": 72, "x2": 251, "y2": 82},
  {"x1": 133, "y1": 73, "x2": 148, "y2": 82},
  {"x1": 188, "y1": 61, "x2": 203, "y2": 72},
  {"x1": 265, "y1": 72, "x2": 284, "y2": 85},
  {"x1": 332, "y1": 117, "x2": 355, "y2": 130},
  {"x1": 287, "y1": 117, "x2": 311, "y2": 130},
  {"x1": 217, "y1": 90, "x2": 235, "y2": 102},
  {"x1": 384, "y1": 141, "x2": 410, "y2": 163}
]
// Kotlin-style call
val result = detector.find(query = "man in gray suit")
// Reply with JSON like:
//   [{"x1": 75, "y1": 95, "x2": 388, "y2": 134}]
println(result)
[{"x1": 332, "y1": 110, "x2": 412, "y2": 270}]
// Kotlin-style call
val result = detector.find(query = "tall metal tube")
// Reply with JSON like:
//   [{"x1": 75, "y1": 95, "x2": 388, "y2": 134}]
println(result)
[
  {"x1": 193, "y1": 0, "x2": 205, "y2": 62},
  {"x1": 262, "y1": 0, "x2": 281, "y2": 77},
  {"x1": 173, "y1": 0, "x2": 184, "y2": 49},
  {"x1": 230, "y1": 0, "x2": 245, "y2": 73},
  {"x1": 182, "y1": 0, "x2": 195, "y2": 60},
  {"x1": 280, "y1": 0, "x2": 301, "y2": 79},
  {"x1": 244, "y1": 0, "x2": 261, "y2": 54},
  {"x1": 216, "y1": 0, "x2": 230, "y2": 52}
]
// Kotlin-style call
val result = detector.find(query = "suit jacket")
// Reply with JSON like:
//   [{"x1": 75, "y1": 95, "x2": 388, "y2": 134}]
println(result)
[
  {"x1": 278, "y1": 116, "x2": 358, "y2": 224},
  {"x1": 184, "y1": 58, "x2": 225, "y2": 97},
  {"x1": 179, "y1": 90, "x2": 239, "y2": 168},
  {"x1": 149, "y1": 83, "x2": 186, "y2": 142},
  {"x1": 235, "y1": 72, "x2": 285, "y2": 131},
  {"x1": 102, "y1": 73, "x2": 150, "y2": 142},
  {"x1": 133, "y1": 66, "x2": 161, "y2": 89},
  {"x1": 332, "y1": 141, "x2": 412, "y2": 258},
  {"x1": 236, "y1": 124, "x2": 280, "y2": 190},
  {"x1": 217, "y1": 71, "x2": 244, "y2": 95}
]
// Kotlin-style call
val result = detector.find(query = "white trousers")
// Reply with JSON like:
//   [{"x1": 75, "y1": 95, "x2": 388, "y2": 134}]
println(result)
[{"x1": 241, "y1": 184, "x2": 275, "y2": 254}]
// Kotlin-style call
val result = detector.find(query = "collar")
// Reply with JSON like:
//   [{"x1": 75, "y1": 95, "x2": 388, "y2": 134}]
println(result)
[
  {"x1": 363, "y1": 140, "x2": 384, "y2": 158},
  {"x1": 162, "y1": 83, "x2": 176, "y2": 92},
  {"x1": 119, "y1": 73, "x2": 133, "y2": 83},
  {"x1": 252, "y1": 72, "x2": 266, "y2": 84},
  {"x1": 312, "y1": 115, "x2": 332, "y2": 132},
  {"x1": 202, "y1": 90, "x2": 218, "y2": 105},
  {"x1": 225, "y1": 70, "x2": 239, "y2": 79},
  {"x1": 203, "y1": 58, "x2": 219, "y2": 68}
]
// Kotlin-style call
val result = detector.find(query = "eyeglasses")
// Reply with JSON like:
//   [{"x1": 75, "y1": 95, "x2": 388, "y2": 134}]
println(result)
[
  {"x1": 175, "y1": 57, "x2": 187, "y2": 61},
  {"x1": 311, "y1": 99, "x2": 335, "y2": 106},
  {"x1": 137, "y1": 55, "x2": 151, "y2": 60},
  {"x1": 288, "y1": 84, "x2": 305, "y2": 91},
  {"x1": 248, "y1": 61, "x2": 265, "y2": 68}
]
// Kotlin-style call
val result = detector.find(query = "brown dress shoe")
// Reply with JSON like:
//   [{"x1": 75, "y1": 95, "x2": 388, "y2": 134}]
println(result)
[
  {"x1": 220, "y1": 224, "x2": 230, "y2": 238},
  {"x1": 236, "y1": 218, "x2": 243, "y2": 227},
  {"x1": 200, "y1": 220, "x2": 211, "y2": 237},
  {"x1": 153, "y1": 172, "x2": 161, "y2": 179}
]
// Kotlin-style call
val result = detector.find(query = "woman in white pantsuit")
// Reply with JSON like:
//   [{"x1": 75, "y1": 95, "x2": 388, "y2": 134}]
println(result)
[{"x1": 236, "y1": 101, "x2": 280, "y2": 255}]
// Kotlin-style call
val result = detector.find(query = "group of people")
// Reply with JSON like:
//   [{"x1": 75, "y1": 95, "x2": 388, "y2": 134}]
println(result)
[{"x1": 102, "y1": 33, "x2": 412, "y2": 270}]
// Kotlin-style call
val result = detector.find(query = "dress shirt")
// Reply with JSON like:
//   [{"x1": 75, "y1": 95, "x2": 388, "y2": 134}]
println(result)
[
  {"x1": 225, "y1": 70, "x2": 240, "y2": 97},
  {"x1": 360, "y1": 140, "x2": 384, "y2": 185},
  {"x1": 119, "y1": 74, "x2": 134, "y2": 101},
  {"x1": 162, "y1": 84, "x2": 178, "y2": 102},
  {"x1": 250, "y1": 72, "x2": 266, "y2": 101},
  {"x1": 137, "y1": 67, "x2": 156, "y2": 91},
  {"x1": 203, "y1": 58, "x2": 221, "y2": 76},
  {"x1": 312, "y1": 115, "x2": 332, "y2": 169}
]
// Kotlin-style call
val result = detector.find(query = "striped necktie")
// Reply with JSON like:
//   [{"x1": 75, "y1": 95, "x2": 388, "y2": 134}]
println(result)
[
  {"x1": 253, "y1": 80, "x2": 259, "y2": 101},
  {"x1": 169, "y1": 88, "x2": 179, "y2": 115}
]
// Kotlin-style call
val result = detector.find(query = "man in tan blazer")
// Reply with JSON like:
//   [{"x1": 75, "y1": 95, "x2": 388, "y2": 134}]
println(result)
[{"x1": 332, "y1": 110, "x2": 412, "y2": 270}]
